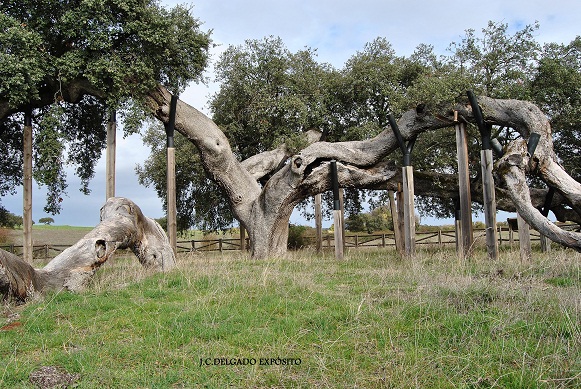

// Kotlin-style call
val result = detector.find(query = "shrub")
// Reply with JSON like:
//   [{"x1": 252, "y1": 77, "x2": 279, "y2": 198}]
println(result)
[
  {"x1": 0, "y1": 228, "x2": 10, "y2": 244},
  {"x1": 288, "y1": 224, "x2": 309, "y2": 250}
]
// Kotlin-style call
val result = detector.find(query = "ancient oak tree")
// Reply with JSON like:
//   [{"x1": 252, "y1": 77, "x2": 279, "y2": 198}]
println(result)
[{"x1": 147, "y1": 85, "x2": 581, "y2": 258}]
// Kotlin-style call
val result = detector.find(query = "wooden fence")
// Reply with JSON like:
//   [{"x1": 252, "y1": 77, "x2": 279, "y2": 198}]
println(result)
[{"x1": 3, "y1": 223, "x2": 577, "y2": 259}]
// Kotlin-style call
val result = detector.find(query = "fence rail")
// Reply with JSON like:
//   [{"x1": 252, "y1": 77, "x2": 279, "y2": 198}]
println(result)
[{"x1": 3, "y1": 223, "x2": 578, "y2": 259}]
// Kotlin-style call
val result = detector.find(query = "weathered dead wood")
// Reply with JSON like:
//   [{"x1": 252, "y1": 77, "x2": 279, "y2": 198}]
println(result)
[
  {"x1": 496, "y1": 140, "x2": 581, "y2": 251},
  {"x1": 0, "y1": 197, "x2": 175, "y2": 302}
]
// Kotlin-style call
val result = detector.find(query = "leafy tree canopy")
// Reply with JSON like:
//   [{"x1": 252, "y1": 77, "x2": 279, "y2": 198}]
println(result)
[
  {"x1": 140, "y1": 21, "x2": 581, "y2": 230},
  {"x1": 211, "y1": 36, "x2": 334, "y2": 160},
  {"x1": 346, "y1": 205, "x2": 393, "y2": 234},
  {"x1": 0, "y1": 0, "x2": 211, "y2": 213},
  {"x1": 532, "y1": 37, "x2": 581, "y2": 181}
]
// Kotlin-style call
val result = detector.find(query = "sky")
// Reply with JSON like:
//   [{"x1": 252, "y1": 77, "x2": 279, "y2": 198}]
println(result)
[{"x1": 2, "y1": 0, "x2": 580, "y2": 227}]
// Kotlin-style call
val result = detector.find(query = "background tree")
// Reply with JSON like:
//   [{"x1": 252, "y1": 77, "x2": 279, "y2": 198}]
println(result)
[
  {"x1": 39, "y1": 217, "x2": 55, "y2": 225},
  {"x1": 408, "y1": 21, "x2": 543, "y2": 218},
  {"x1": 531, "y1": 37, "x2": 581, "y2": 181},
  {"x1": 0, "y1": 0, "x2": 211, "y2": 213},
  {"x1": 345, "y1": 205, "x2": 393, "y2": 234},
  {"x1": 138, "y1": 21, "x2": 579, "y2": 232},
  {"x1": 211, "y1": 36, "x2": 333, "y2": 161},
  {"x1": 0, "y1": 209, "x2": 22, "y2": 229}
]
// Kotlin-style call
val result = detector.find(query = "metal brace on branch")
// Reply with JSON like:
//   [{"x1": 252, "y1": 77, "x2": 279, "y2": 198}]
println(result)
[{"x1": 388, "y1": 114, "x2": 417, "y2": 166}]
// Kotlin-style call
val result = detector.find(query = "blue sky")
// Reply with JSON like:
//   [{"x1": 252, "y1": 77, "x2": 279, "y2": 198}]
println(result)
[{"x1": 2, "y1": 0, "x2": 580, "y2": 227}]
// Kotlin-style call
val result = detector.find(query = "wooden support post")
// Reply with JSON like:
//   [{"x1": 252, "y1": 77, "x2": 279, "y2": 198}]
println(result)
[
  {"x1": 339, "y1": 188, "x2": 346, "y2": 251},
  {"x1": 167, "y1": 147, "x2": 177, "y2": 254},
  {"x1": 315, "y1": 194, "x2": 323, "y2": 253},
  {"x1": 166, "y1": 95, "x2": 178, "y2": 255},
  {"x1": 455, "y1": 209, "x2": 463, "y2": 258},
  {"x1": 106, "y1": 110, "x2": 117, "y2": 200},
  {"x1": 539, "y1": 186, "x2": 555, "y2": 253},
  {"x1": 455, "y1": 119, "x2": 473, "y2": 257},
  {"x1": 516, "y1": 213, "x2": 531, "y2": 262},
  {"x1": 388, "y1": 190, "x2": 404, "y2": 255},
  {"x1": 395, "y1": 185, "x2": 405, "y2": 255},
  {"x1": 330, "y1": 161, "x2": 343, "y2": 260},
  {"x1": 333, "y1": 211, "x2": 343, "y2": 259},
  {"x1": 402, "y1": 166, "x2": 416, "y2": 257},
  {"x1": 388, "y1": 114, "x2": 417, "y2": 258},
  {"x1": 540, "y1": 233, "x2": 551, "y2": 253},
  {"x1": 239, "y1": 225, "x2": 246, "y2": 251},
  {"x1": 468, "y1": 91, "x2": 498, "y2": 260},
  {"x1": 481, "y1": 149, "x2": 499, "y2": 259},
  {"x1": 23, "y1": 110, "x2": 33, "y2": 262}
]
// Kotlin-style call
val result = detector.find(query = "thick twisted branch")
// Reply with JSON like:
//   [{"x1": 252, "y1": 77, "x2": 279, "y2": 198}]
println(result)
[{"x1": 0, "y1": 197, "x2": 174, "y2": 302}]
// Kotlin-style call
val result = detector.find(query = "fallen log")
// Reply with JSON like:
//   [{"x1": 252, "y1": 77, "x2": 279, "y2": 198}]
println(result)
[{"x1": 0, "y1": 197, "x2": 175, "y2": 303}]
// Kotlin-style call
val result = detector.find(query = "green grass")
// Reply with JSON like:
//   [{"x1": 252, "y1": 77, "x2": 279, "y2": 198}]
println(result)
[{"x1": 1, "y1": 248, "x2": 580, "y2": 388}]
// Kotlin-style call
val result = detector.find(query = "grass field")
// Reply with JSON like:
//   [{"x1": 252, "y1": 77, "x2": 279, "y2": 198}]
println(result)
[
  {"x1": 1, "y1": 232, "x2": 580, "y2": 387},
  {"x1": 4, "y1": 225, "x2": 94, "y2": 246}
]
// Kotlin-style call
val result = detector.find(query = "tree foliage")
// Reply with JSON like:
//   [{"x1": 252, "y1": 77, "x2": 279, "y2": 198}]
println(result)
[
  {"x1": 532, "y1": 37, "x2": 581, "y2": 181},
  {"x1": 0, "y1": 0, "x2": 211, "y2": 212},
  {"x1": 0, "y1": 208, "x2": 22, "y2": 228},
  {"x1": 345, "y1": 205, "x2": 393, "y2": 233},
  {"x1": 211, "y1": 36, "x2": 333, "y2": 160},
  {"x1": 39, "y1": 217, "x2": 55, "y2": 225},
  {"x1": 139, "y1": 21, "x2": 580, "y2": 230}
]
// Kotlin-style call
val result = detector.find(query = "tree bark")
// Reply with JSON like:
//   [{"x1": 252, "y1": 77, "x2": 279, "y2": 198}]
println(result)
[
  {"x1": 146, "y1": 86, "x2": 581, "y2": 257},
  {"x1": 0, "y1": 197, "x2": 175, "y2": 302}
]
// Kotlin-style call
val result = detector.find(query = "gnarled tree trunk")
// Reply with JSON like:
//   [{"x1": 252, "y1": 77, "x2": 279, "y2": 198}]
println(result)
[
  {"x1": 146, "y1": 86, "x2": 581, "y2": 258},
  {"x1": 0, "y1": 197, "x2": 175, "y2": 302}
]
